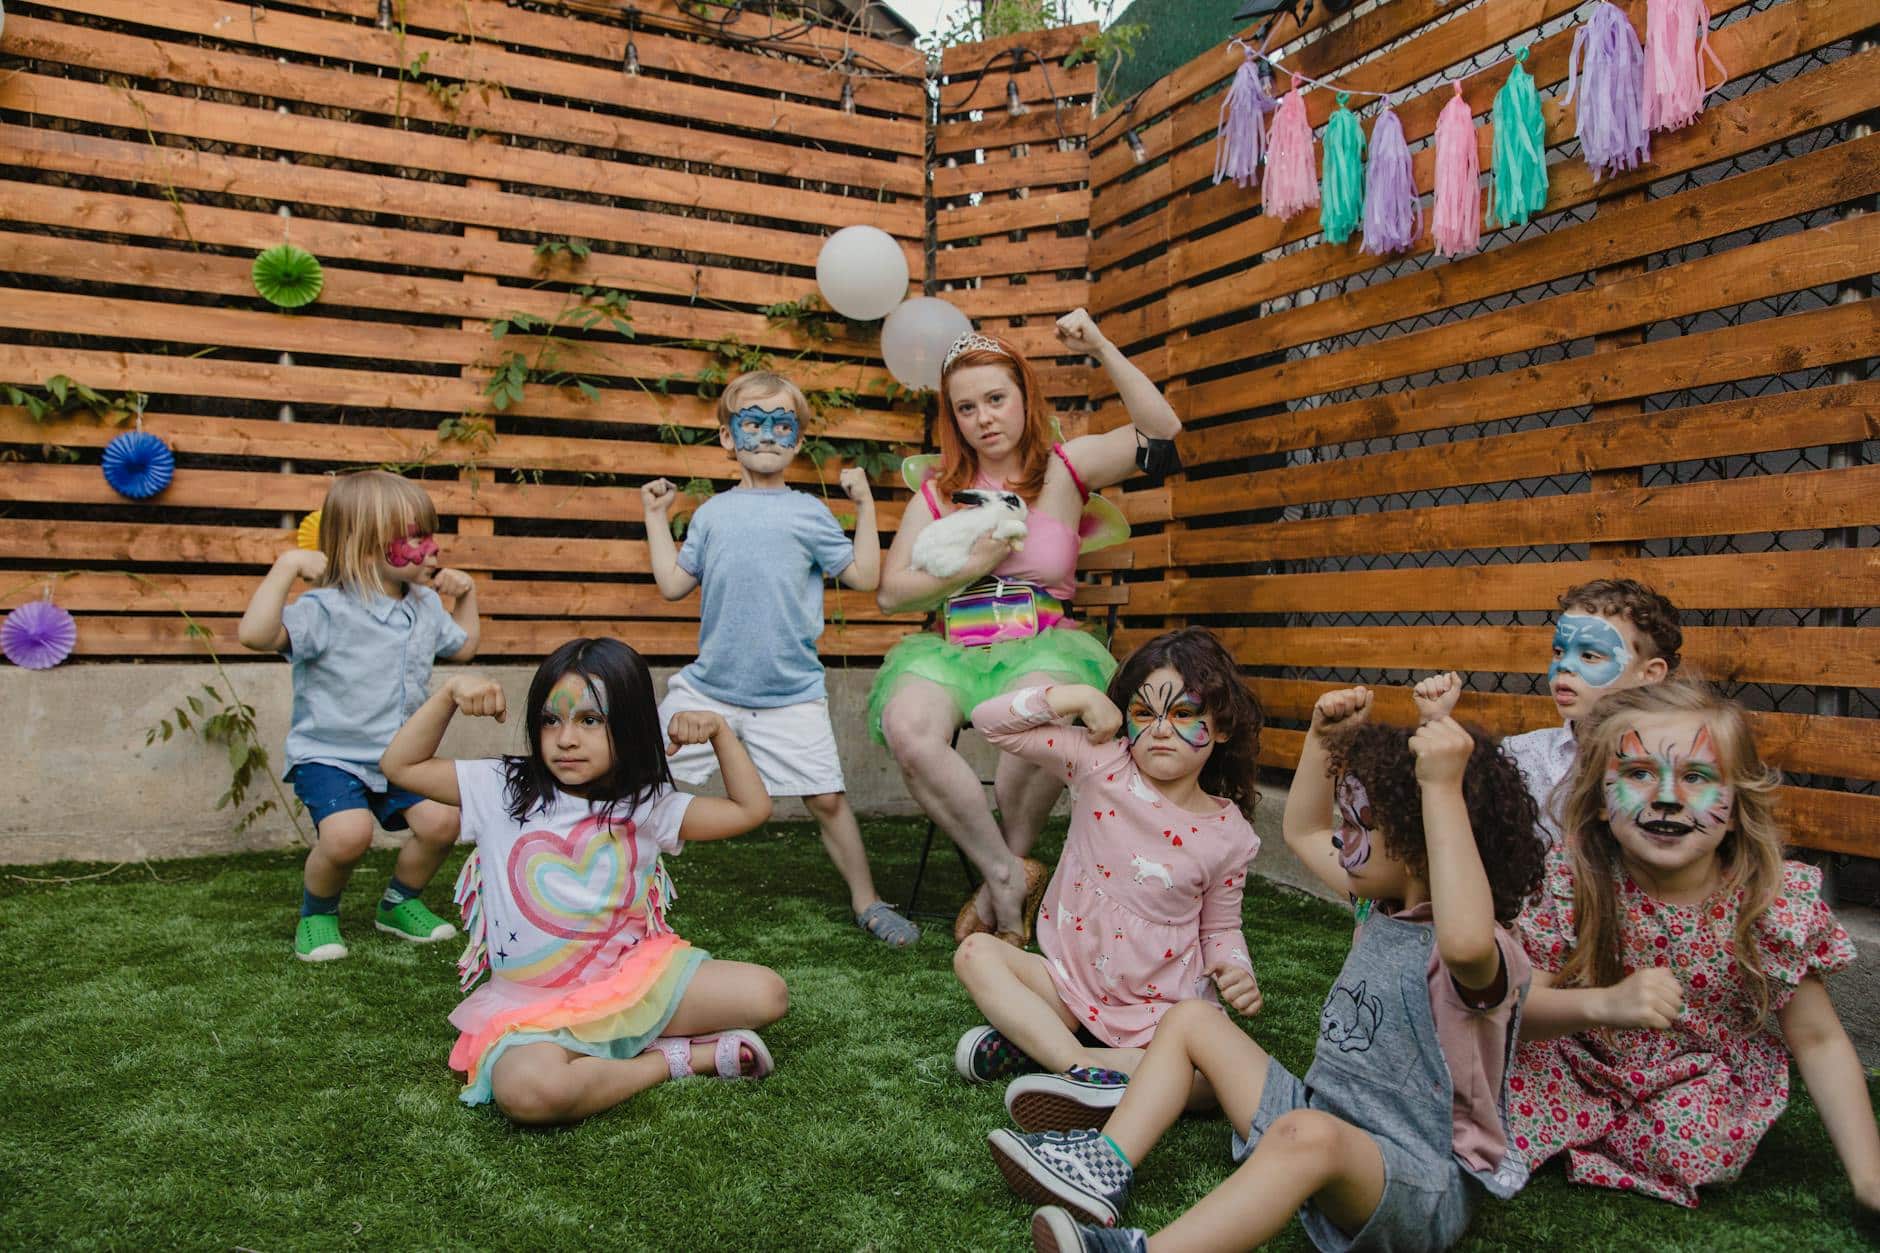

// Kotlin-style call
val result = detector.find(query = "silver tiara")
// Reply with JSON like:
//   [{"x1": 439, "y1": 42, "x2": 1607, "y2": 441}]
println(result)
[{"x1": 942, "y1": 332, "x2": 1010, "y2": 375}]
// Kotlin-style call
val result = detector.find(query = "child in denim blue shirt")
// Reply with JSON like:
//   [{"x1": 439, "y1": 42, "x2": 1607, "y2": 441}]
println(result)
[{"x1": 239, "y1": 470, "x2": 479, "y2": 962}]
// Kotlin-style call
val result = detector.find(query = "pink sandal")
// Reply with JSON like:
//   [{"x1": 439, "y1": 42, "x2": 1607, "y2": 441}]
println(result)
[{"x1": 645, "y1": 1030, "x2": 774, "y2": 1081}]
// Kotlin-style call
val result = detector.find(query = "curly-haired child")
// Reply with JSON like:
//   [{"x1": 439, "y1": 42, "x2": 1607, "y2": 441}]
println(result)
[{"x1": 986, "y1": 688, "x2": 1545, "y2": 1253}]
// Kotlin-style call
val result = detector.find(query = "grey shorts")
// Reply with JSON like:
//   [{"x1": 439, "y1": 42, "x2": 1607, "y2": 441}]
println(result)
[{"x1": 1229, "y1": 1056, "x2": 1477, "y2": 1253}]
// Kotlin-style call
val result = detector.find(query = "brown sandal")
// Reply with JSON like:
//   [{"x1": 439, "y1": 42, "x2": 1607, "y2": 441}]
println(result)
[
  {"x1": 953, "y1": 889, "x2": 993, "y2": 943},
  {"x1": 1019, "y1": 857, "x2": 1050, "y2": 948}
]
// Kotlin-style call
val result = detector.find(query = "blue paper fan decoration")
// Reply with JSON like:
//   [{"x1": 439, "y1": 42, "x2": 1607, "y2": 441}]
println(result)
[
  {"x1": 101, "y1": 428, "x2": 175, "y2": 499},
  {"x1": 2, "y1": 599, "x2": 77, "y2": 670}
]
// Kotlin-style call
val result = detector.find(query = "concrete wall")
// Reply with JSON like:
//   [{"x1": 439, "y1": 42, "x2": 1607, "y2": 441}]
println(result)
[
  {"x1": 0, "y1": 662, "x2": 994, "y2": 864},
  {"x1": 6, "y1": 662, "x2": 1874, "y2": 1064}
]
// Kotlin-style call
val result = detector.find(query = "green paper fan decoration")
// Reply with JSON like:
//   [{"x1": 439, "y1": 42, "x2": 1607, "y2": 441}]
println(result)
[{"x1": 252, "y1": 244, "x2": 325, "y2": 308}]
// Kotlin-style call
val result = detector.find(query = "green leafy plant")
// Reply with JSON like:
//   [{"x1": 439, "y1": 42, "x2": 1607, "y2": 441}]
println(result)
[
  {"x1": 147, "y1": 677, "x2": 303, "y2": 837},
  {"x1": 483, "y1": 287, "x2": 636, "y2": 411},
  {"x1": 534, "y1": 237, "x2": 593, "y2": 264},
  {"x1": 3, "y1": 376, "x2": 150, "y2": 463}
]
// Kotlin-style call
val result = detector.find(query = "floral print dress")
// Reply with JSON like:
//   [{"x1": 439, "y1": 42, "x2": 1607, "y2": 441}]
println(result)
[{"x1": 1507, "y1": 847, "x2": 1855, "y2": 1206}]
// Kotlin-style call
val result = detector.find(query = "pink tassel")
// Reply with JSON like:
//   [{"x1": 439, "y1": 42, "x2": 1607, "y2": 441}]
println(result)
[
  {"x1": 1262, "y1": 78, "x2": 1320, "y2": 222},
  {"x1": 1213, "y1": 53, "x2": 1279, "y2": 189},
  {"x1": 1431, "y1": 83, "x2": 1481, "y2": 258},
  {"x1": 1644, "y1": 0, "x2": 1726, "y2": 133}
]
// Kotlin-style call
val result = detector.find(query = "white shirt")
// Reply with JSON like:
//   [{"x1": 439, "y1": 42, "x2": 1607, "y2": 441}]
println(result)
[
  {"x1": 1501, "y1": 724, "x2": 1577, "y2": 847},
  {"x1": 453, "y1": 758, "x2": 692, "y2": 988}
]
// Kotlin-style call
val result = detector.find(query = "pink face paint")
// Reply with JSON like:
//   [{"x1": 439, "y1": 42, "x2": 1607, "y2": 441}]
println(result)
[
  {"x1": 1334, "y1": 773, "x2": 1375, "y2": 872},
  {"x1": 387, "y1": 530, "x2": 439, "y2": 568}
]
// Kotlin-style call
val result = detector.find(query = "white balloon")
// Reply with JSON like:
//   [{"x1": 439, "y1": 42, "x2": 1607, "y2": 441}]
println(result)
[
  {"x1": 815, "y1": 225, "x2": 909, "y2": 321},
  {"x1": 880, "y1": 297, "x2": 974, "y2": 392}
]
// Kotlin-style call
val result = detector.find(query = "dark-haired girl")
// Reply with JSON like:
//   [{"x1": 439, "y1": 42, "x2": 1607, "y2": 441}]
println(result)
[
  {"x1": 382, "y1": 638, "x2": 787, "y2": 1125},
  {"x1": 953, "y1": 628, "x2": 1265, "y2": 1133}
]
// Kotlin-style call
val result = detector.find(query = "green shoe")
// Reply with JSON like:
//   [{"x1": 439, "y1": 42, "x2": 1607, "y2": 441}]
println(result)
[
  {"x1": 294, "y1": 913, "x2": 348, "y2": 963},
  {"x1": 375, "y1": 897, "x2": 457, "y2": 943}
]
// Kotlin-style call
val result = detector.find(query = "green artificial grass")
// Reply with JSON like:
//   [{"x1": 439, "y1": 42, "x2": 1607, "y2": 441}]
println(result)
[{"x1": 2, "y1": 819, "x2": 1874, "y2": 1251}]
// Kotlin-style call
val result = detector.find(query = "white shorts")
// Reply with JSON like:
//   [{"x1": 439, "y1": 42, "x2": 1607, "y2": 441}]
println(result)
[{"x1": 657, "y1": 670, "x2": 846, "y2": 798}]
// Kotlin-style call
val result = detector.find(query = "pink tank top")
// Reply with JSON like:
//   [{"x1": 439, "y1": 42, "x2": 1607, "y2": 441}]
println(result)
[{"x1": 919, "y1": 445, "x2": 1083, "y2": 602}]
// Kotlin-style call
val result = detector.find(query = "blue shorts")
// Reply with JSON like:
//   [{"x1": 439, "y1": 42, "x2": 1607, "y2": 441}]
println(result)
[{"x1": 288, "y1": 763, "x2": 425, "y2": 831}]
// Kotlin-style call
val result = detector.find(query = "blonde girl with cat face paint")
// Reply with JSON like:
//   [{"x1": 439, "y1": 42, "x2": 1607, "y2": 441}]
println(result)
[
  {"x1": 1507, "y1": 677, "x2": 1879, "y2": 1220},
  {"x1": 986, "y1": 687, "x2": 1546, "y2": 1253}
]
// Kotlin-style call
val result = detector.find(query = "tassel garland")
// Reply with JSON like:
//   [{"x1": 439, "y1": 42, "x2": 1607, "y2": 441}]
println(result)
[
  {"x1": 1361, "y1": 104, "x2": 1421, "y2": 255},
  {"x1": 1431, "y1": 83, "x2": 1481, "y2": 258},
  {"x1": 1644, "y1": 0, "x2": 1726, "y2": 133},
  {"x1": 1565, "y1": 1, "x2": 1650, "y2": 179},
  {"x1": 1319, "y1": 93, "x2": 1366, "y2": 245},
  {"x1": 1490, "y1": 49, "x2": 1549, "y2": 228},
  {"x1": 1213, "y1": 53, "x2": 1279, "y2": 188},
  {"x1": 1262, "y1": 80, "x2": 1320, "y2": 222}
]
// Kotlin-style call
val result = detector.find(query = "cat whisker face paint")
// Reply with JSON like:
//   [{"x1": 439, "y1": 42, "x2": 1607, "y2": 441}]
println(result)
[
  {"x1": 1332, "y1": 774, "x2": 1376, "y2": 873},
  {"x1": 1604, "y1": 722, "x2": 1733, "y2": 846},
  {"x1": 729, "y1": 405, "x2": 801, "y2": 452}
]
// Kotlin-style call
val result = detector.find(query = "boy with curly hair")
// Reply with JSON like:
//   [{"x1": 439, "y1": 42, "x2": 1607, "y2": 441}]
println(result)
[{"x1": 1416, "y1": 577, "x2": 1682, "y2": 846}]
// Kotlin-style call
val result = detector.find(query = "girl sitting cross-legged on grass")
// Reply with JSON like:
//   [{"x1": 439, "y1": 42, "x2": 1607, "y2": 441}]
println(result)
[
  {"x1": 985, "y1": 686, "x2": 1546, "y2": 1253},
  {"x1": 952, "y1": 628, "x2": 1265, "y2": 1135},
  {"x1": 1507, "y1": 677, "x2": 1880, "y2": 1220},
  {"x1": 381, "y1": 637, "x2": 788, "y2": 1126}
]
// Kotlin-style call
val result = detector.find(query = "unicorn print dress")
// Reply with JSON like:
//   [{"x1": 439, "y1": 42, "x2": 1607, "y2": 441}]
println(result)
[
  {"x1": 971, "y1": 687, "x2": 1262, "y2": 1048},
  {"x1": 444, "y1": 758, "x2": 707, "y2": 1105}
]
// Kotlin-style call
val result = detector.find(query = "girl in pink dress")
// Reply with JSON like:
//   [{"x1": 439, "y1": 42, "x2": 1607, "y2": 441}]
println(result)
[
  {"x1": 1508, "y1": 677, "x2": 1880, "y2": 1219},
  {"x1": 952, "y1": 628, "x2": 1265, "y2": 1133}
]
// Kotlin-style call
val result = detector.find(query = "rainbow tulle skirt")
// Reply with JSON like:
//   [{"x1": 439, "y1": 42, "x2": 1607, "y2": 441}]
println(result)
[
  {"x1": 867, "y1": 624, "x2": 1117, "y2": 744},
  {"x1": 447, "y1": 932, "x2": 707, "y2": 1107}
]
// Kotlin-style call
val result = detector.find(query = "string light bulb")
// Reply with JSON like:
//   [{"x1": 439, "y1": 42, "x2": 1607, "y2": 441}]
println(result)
[
  {"x1": 1006, "y1": 76, "x2": 1028, "y2": 117},
  {"x1": 1126, "y1": 127, "x2": 1148, "y2": 163},
  {"x1": 623, "y1": 7, "x2": 641, "y2": 76}
]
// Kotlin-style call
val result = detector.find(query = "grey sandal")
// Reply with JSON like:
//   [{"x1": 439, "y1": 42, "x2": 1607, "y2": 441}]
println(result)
[{"x1": 856, "y1": 900, "x2": 920, "y2": 948}]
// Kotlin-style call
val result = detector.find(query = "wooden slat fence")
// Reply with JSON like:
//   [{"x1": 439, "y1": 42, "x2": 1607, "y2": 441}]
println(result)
[
  {"x1": 0, "y1": 0, "x2": 929, "y2": 654},
  {"x1": 1075, "y1": 0, "x2": 1877, "y2": 857}
]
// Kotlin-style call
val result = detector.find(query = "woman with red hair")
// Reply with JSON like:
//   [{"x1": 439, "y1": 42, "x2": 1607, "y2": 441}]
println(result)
[{"x1": 870, "y1": 308, "x2": 1184, "y2": 946}]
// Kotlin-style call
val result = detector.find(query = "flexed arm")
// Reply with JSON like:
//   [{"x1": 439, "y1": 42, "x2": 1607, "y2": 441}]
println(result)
[{"x1": 1055, "y1": 308, "x2": 1182, "y2": 493}]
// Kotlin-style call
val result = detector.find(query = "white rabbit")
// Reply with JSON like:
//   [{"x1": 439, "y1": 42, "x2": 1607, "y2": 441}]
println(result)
[{"x1": 911, "y1": 488, "x2": 1028, "y2": 579}]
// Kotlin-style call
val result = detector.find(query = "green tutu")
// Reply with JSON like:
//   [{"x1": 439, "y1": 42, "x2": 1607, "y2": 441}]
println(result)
[{"x1": 867, "y1": 627, "x2": 1118, "y2": 743}]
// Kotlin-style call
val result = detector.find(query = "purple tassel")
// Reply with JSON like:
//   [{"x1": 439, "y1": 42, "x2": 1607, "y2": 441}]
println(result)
[
  {"x1": 1362, "y1": 104, "x2": 1421, "y2": 255},
  {"x1": 1566, "y1": 1, "x2": 1651, "y2": 180},
  {"x1": 1213, "y1": 53, "x2": 1279, "y2": 189}
]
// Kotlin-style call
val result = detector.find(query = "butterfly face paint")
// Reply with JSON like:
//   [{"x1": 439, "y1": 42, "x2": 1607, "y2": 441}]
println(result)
[
  {"x1": 729, "y1": 406, "x2": 800, "y2": 452},
  {"x1": 1548, "y1": 613, "x2": 1631, "y2": 690},
  {"x1": 1124, "y1": 680, "x2": 1212, "y2": 750},
  {"x1": 386, "y1": 530, "x2": 438, "y2": 568},
  {"x1": 1332, "y1": 774, "x2": 1375, "y2": 873},
  {"x1": 1603, "y1": 722, "x2": 1733, "y2": 845}
]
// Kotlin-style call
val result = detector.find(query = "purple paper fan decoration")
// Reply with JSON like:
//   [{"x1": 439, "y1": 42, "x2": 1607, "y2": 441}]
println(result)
[
  {"x1": 101, "y1": 429, "x2": 175, "y2": 499},
  {"x1": 2, "y1": 600, "x2": 77, "y2": 670}
]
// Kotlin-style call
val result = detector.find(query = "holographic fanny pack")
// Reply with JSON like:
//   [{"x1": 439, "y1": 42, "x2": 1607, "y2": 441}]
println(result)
[{"x1": 942, "y1": 579, "x2": 1062, "y2": 648}]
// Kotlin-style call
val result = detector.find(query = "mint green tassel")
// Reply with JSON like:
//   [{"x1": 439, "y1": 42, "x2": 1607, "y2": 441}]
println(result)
[
  {"x1": 1491, "y1": 48, "x2": 1549, "y2": 228},
  {"x1": 1320, "y1": 93, "x2": 1366, "y2": 245}
]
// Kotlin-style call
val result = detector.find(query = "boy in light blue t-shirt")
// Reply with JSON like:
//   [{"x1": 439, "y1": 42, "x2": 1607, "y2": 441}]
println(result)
[{"x1": 643, "y1": 372, "x2": 918, "y2": 947}]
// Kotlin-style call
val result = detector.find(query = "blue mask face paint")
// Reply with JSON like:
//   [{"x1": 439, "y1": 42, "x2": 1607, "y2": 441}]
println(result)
[
  {"x1": 729, "y1": 406, "x2": 800, "y2": 452},
  {"x1": 1547, "y1": 613, "x2": 1632, "y2": 690}
]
